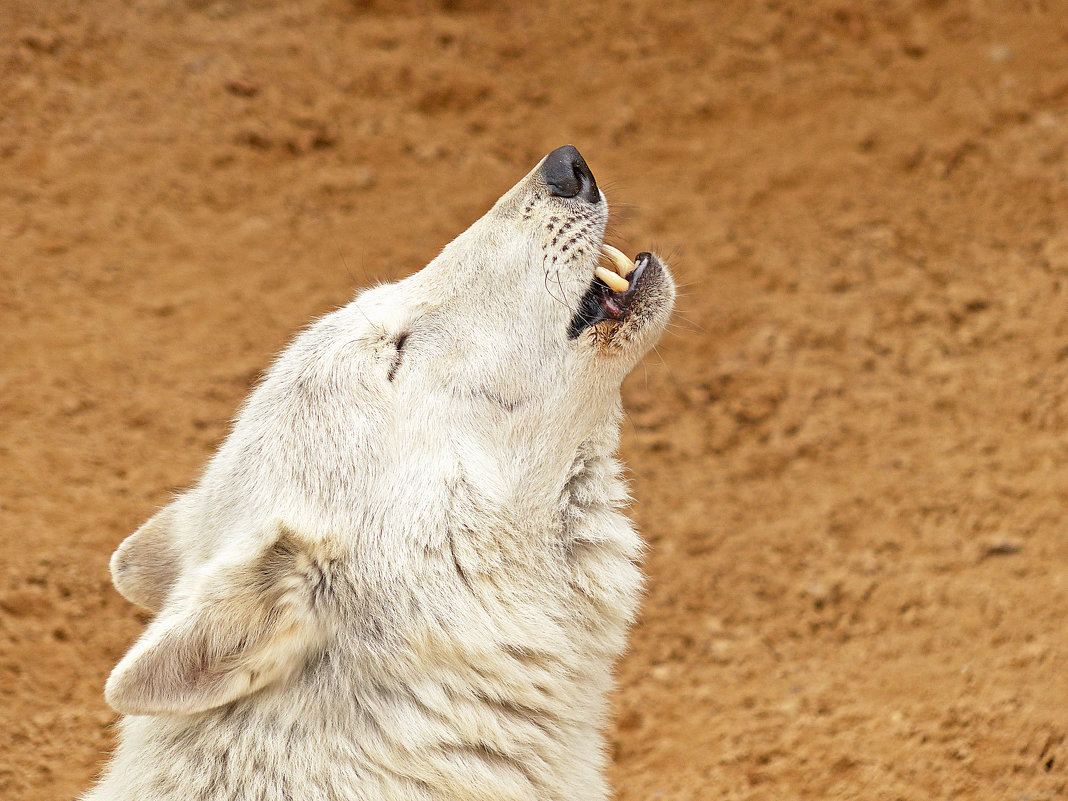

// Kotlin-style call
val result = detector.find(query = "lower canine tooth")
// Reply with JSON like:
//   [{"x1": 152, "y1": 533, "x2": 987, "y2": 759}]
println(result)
[
  {"x1": 601, "y1": 244, "x2": 636, "y2": 278},
  {"x1": 595, "y1": 265, "x2": 630, "y2": 292}
]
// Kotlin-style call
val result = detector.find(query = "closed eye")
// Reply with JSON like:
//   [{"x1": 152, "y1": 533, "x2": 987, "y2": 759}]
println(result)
[{"x1": 387, "y1": 333, "x2": 409, "y2": 382}]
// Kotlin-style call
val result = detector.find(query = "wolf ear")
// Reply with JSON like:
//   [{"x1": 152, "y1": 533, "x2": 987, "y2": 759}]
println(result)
[
  {"x1": 110, "y1": 504, "x2": 181, "y2": 612},
  {"x1": 105, "y1": 529, "x2": 328, "y2": 716}
]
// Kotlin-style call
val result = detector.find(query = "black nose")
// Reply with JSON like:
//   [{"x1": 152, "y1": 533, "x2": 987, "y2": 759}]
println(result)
[{"x1": 541, "y1": 145, "x2": 600, "y2": 203}]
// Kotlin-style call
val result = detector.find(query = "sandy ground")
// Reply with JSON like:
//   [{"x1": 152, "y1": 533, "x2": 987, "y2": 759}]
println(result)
[{"x1": 1, "y1": 1, "x2": 1066, "y2": 799}]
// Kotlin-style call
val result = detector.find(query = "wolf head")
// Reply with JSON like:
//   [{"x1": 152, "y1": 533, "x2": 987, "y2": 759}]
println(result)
[{"x1": 103, "y1": 146, "x2": 675, "y2": 719}]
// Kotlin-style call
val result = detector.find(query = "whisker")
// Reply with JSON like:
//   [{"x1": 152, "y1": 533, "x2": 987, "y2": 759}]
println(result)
[
  {"x1": 648, "y1": 343, "x2": 682, "y2": 387},
  {"x1": 665, "y1": 320, "x2": 706, "y2": 335},
  {"x1": 325, "y1": 223, "x2": 378, "y2": 327},
  {"x1": 669, "y1": 313, "x2": 707, "y2": 333},
  {"x1": 543, "y1": 264, "x2": 570, "y2": 309},
  {"x1": 668, "y1": 279, "x2": 700, "y2": 291},
  {"x1": 553, "y1": 266, "x2": 569, "y2": 308}
]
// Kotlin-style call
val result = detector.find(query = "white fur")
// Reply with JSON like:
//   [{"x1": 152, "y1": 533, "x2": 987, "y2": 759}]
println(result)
[{"x1": 84, "y1": 154, "x2": 675, "y2": 801}]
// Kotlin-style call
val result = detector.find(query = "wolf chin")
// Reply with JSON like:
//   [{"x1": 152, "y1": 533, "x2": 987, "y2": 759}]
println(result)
[{"x1": 84, "y1": 145, "x2": 675, "y2": 801}]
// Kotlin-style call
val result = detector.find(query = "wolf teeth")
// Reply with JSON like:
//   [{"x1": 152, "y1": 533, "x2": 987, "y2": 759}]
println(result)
[
  {"x1": 601, "y1": 244, "x2": 636, "y2": 278},
  {"x1": 594, "y1": 265, "x2": 630, "y2": 292}
]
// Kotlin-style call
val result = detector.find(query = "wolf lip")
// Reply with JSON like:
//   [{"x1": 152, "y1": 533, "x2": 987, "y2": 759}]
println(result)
[{"x1": 567, "y1": 252, "x2": 651, "y2": 339}]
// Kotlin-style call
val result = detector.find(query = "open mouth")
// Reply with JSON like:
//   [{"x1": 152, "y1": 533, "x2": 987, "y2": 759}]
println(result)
[{"x1": 567, "y1": 246, "x2": 651, "y2": 339}]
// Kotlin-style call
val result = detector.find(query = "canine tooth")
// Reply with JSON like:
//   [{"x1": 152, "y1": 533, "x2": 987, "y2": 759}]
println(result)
[
  {"x1": 601, "y1": 244, "x2": 635, "y2": 278},
  {"x1": 595, "y1": 265, "x2": 630, "y2": 292}
]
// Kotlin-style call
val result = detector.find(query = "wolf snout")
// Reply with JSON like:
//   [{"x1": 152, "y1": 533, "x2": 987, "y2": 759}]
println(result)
[{"x1": 541, "y1": 145, "x2": 600, "y2": 203}]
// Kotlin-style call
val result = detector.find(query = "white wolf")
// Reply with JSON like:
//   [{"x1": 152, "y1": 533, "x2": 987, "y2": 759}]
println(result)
[{"x1": 84, "y1": 146, "x2": 675, "y2": 801}]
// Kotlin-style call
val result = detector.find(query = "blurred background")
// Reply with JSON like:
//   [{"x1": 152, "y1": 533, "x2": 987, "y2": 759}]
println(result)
[{"x1": 1, "y1": 1, "x2": 1066, "y2": 799}]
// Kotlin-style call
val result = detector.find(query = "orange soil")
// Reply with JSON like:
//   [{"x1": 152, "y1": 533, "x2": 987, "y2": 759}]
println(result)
[{"x1": 1, "y1": 2, "x2": 1065, "y2": 799}]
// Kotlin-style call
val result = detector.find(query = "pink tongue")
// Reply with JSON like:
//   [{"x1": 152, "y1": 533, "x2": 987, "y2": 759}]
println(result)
[{"x1": 604, "y1": 296, "x2": 624, "y2": 318}]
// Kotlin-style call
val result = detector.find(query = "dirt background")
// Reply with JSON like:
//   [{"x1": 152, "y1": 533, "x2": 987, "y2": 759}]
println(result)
[{"x1": 1, "y1": 1, "x2": 1066, "y2": 799}]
